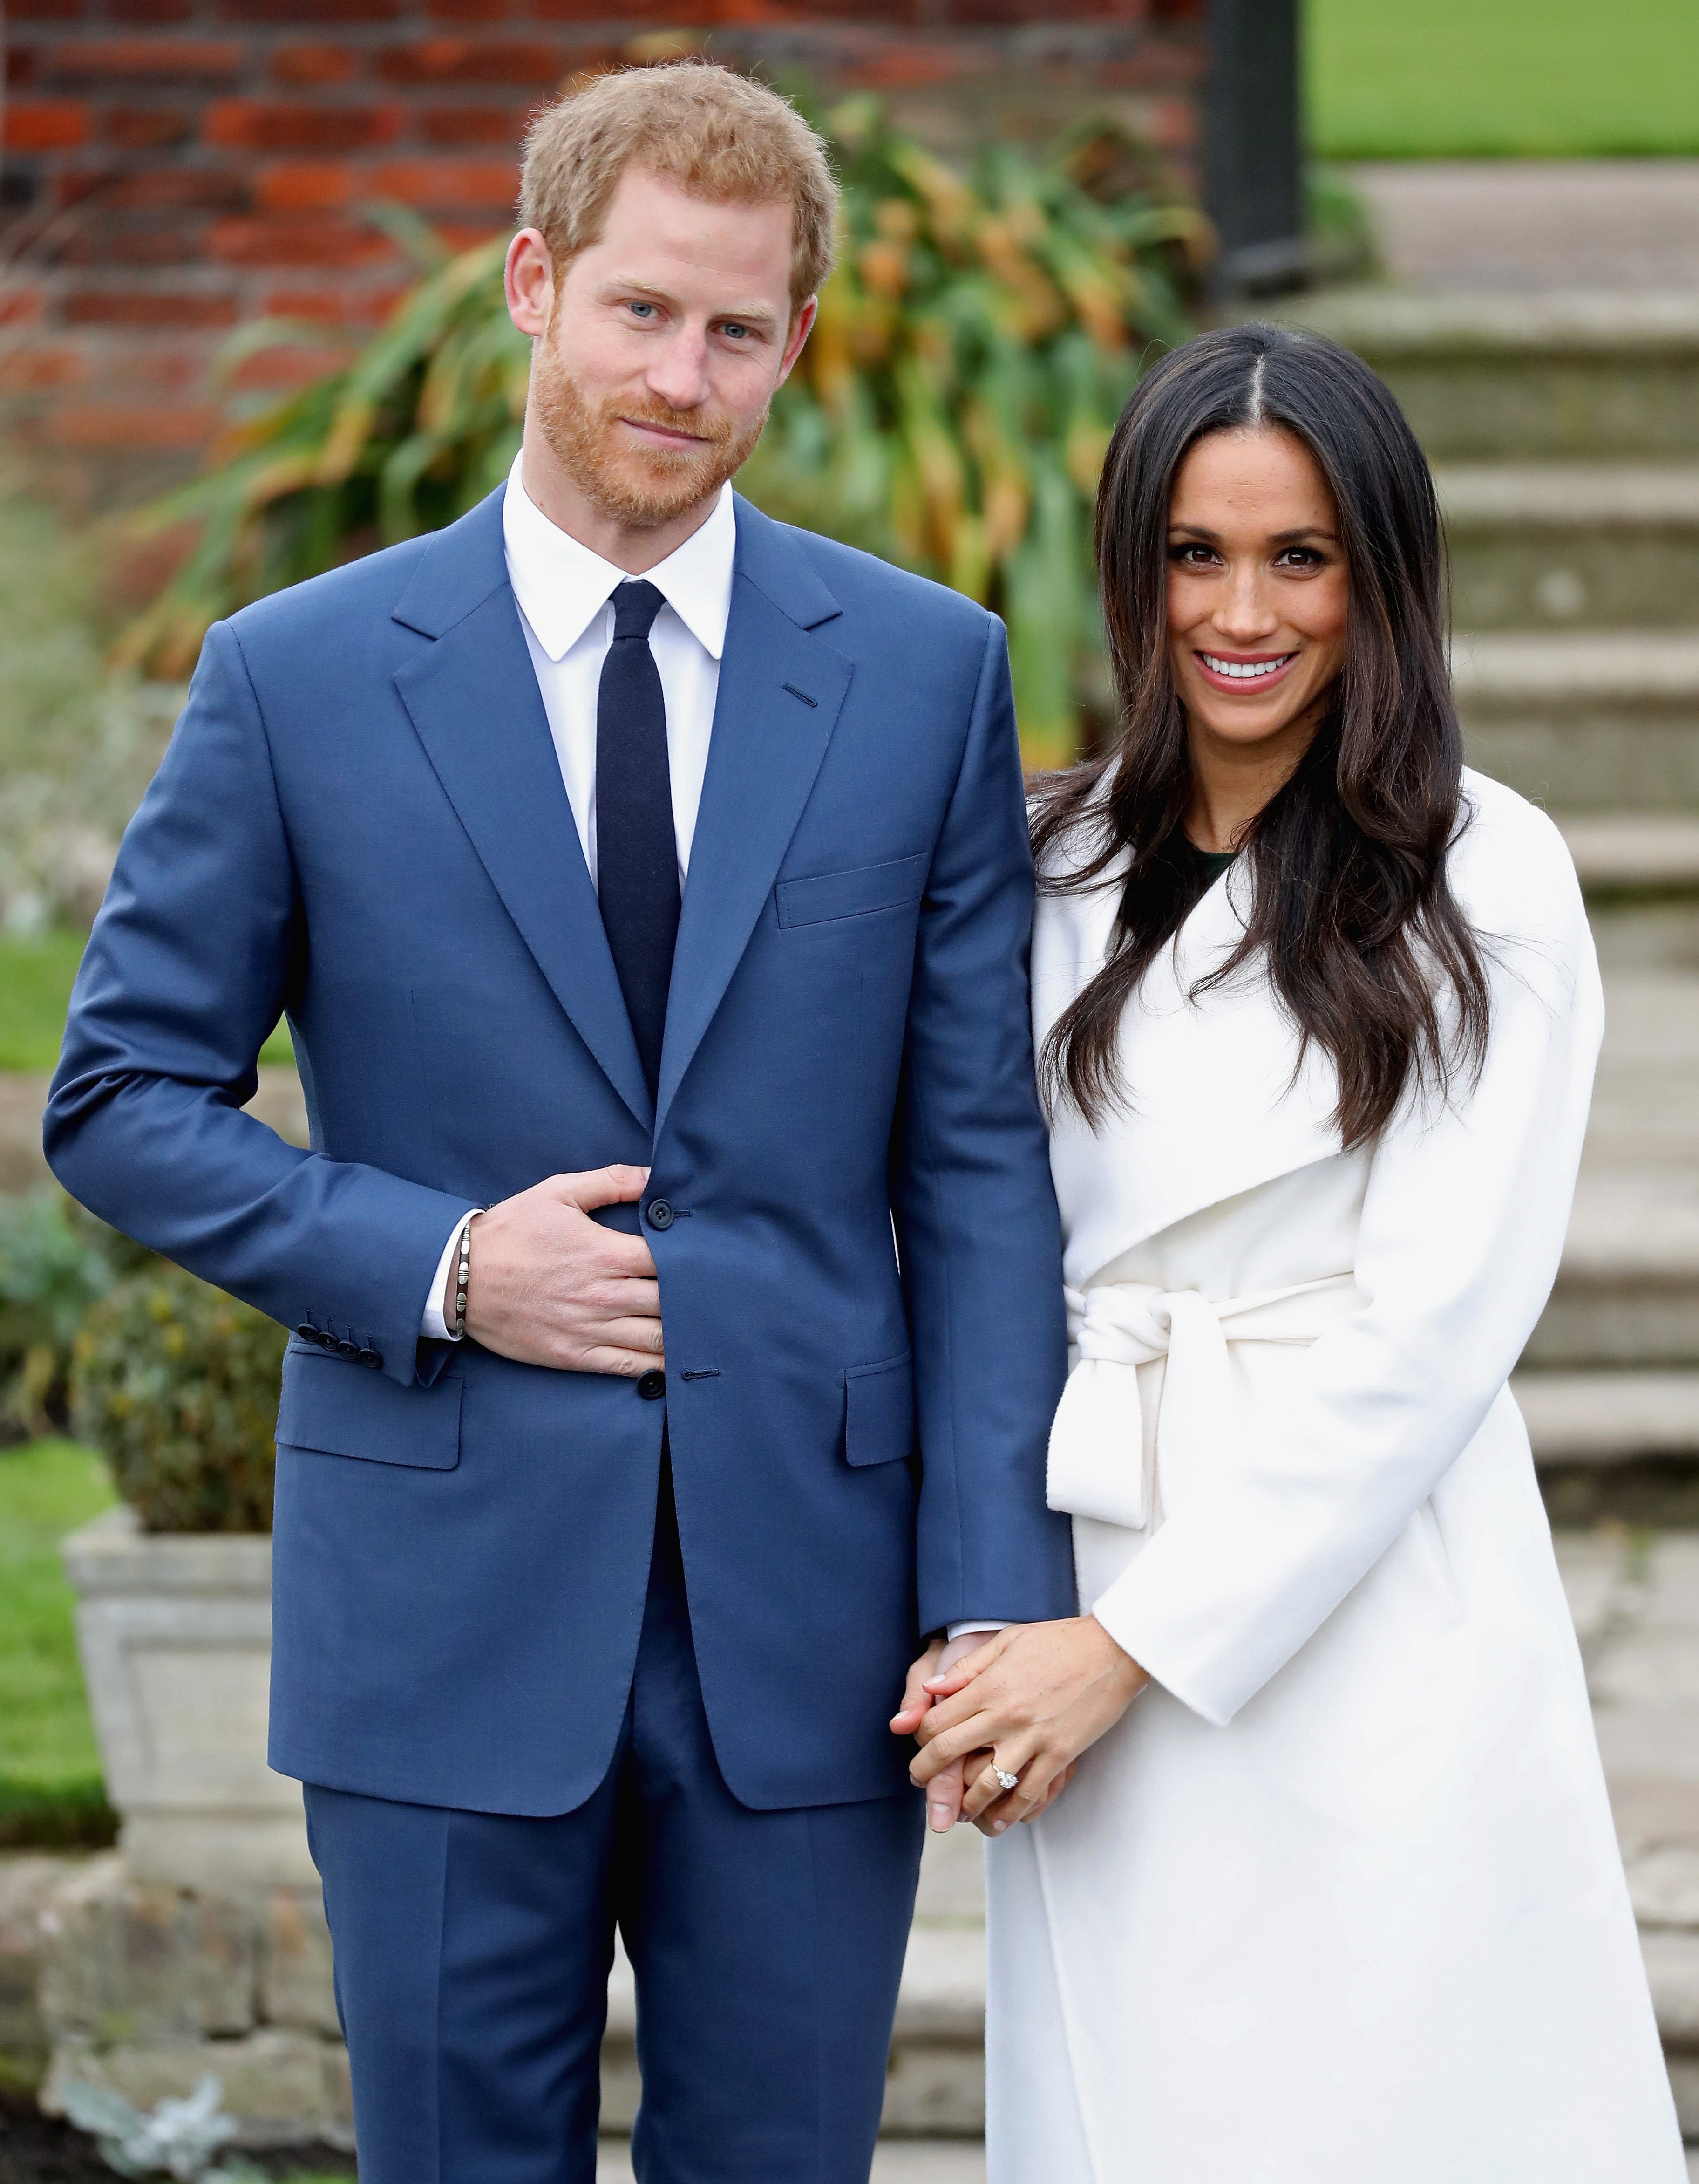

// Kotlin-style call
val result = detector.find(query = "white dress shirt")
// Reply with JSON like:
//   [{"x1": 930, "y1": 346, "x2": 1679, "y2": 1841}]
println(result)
[
  {"x1": 420, "y1": 459, "x2": 735, "y2": 1344},
  {"x1": 418, "y1": 461, "x2": 998, "y2": 1647}
]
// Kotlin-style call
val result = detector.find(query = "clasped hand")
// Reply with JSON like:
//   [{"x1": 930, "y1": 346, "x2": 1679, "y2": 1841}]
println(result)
[
  {"x1": 450, "y1": 1165, "x2": 664, "y2": 1374},
  {"x1": 893, "y1": 1620, "x2": 1149, "y2": 1835}
]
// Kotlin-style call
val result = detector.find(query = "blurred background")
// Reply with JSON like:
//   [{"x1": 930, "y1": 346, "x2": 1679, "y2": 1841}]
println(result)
[{"x1": 2, "y1": 3, "x2": 1699, "y2": 2178}]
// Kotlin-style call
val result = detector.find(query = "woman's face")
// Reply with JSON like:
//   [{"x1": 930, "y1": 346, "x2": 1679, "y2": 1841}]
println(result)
[{"x1": 1165, "y1": 424, "x2": 1349, "y2": 761}]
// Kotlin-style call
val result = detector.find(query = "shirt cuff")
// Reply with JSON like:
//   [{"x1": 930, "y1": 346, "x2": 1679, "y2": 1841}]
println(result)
[
  {"x1": 421, "y1": 1214, "x2": 473, "y2": 1343},
  {"x1": 945, "y1": 1622, "x2": 1006, "y2": 1643}
]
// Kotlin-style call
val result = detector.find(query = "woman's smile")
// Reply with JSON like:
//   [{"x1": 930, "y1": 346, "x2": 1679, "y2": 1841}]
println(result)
[{"x1": 1193, "y1": 647, "x2": 1300, "y2": 692}]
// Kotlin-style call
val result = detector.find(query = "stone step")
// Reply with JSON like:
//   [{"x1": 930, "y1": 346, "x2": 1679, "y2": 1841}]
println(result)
[
  {"x1": 1284, "y1": 290, "x2": 1699, "y2": 462},
  {"x1": 597, "y1": 2140, "x2": 987, "y2": 2180},
  {"x1": 1438, "y1": 466, "x2": 1699, "y2": 630},
  {"x1": 1515, "y1": 1371, "x2": 1699, "y2": 1467}
]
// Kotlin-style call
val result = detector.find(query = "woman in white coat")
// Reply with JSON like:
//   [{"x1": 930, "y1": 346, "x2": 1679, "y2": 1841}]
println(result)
[{"x1": 909, "y1": 324, "x2": 1685, "y2": 2181}]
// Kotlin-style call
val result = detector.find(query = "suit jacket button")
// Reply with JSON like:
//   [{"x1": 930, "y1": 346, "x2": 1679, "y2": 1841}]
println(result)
[
  {"x1": 295, "y1": 1323, "x2": 318, "y2": 1343},
  {"x1": 317, "y1": 1330, "x2": 340, "y2": 1352},
  {"x1": 637, "y1": 1370, "x2": 666, "y2": 1401},
  {"x1": 358, "y1": 1349, "x2": 382, "y2": 1370},
  {"x1": 336, "y1": 1339, "x2": 360, "y2": 1361},
  {"x1": 646, "y1": 1199, "x2": 674, "y2": 1231}
]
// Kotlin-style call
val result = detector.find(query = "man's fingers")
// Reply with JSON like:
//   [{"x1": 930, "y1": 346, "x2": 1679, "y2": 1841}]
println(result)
[
  {"x1": 891, "y1": 1640, "x2": 945, "y2": 1734},
  {"x1": 921, "y1": 1630, "x2": 1012, "y2": 1693},
  {"x1": 926, "y1": 1757, "x2": 966, "y2": 1834},
  {"x1": 550, "y1": 1163, "x2": 650, "y2": 1213},
  {"x1": 910, "y1": 1713, "x2": 996, "y2": 1783},
  {"x1": 580, "y1": 1344, "x2": 667, "y2": 1379}
]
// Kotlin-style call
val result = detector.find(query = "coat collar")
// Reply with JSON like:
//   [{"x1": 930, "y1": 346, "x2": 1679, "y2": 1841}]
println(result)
[
  {"x1": 1033, "y1": 845, "x2": 1342, "y2": 1289},
  {"x1": 389, "y1": 485, "x2": 851, "y2": 1140}
]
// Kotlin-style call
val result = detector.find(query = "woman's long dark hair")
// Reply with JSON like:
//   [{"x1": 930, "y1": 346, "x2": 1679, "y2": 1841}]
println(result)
[{"x1": 1033, "y1": 322, "x2": 1490, "y2": 1149}]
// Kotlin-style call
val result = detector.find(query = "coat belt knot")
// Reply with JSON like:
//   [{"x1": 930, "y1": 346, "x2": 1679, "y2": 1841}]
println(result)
[{"x1": 1047, "y1": 1273, "x2": 1363, "y2": 1531}]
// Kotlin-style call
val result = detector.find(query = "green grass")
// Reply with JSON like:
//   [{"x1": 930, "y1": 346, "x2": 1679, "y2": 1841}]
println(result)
[
  {"x1": 1308, "y1": 0, "x2": 1699, "y2": 158},
  {"x1": 0, "y1": 1438, "x2": 118, "y2": 1845},
  {"x1": 0, "y1": 932, "x2": 293, "y2": 1072}
]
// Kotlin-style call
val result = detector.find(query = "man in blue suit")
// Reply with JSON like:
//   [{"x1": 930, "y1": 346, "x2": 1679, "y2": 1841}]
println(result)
[{"x1": 46, "y1": 61, "x2": 1073, "y2": 2184}]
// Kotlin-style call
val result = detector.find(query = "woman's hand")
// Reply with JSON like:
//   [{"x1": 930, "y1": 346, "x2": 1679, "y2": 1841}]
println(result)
[{"x1": 910, "y1": 1618, "x2": 1149, "y2": 1831}]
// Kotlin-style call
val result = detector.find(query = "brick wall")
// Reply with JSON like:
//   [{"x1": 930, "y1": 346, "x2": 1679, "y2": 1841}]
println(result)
[{"x1": 0, "y1": 3, "x2": 1208, "y2": 509}]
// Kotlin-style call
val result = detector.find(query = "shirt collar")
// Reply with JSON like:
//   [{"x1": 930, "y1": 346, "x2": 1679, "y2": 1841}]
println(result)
[{"x1": 502, "y1": 452, "x2": 736, "y2": 664}]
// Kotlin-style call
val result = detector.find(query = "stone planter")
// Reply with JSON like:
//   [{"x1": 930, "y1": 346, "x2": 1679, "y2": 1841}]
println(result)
[{"x1": 60, "y1": 1509, "x2": 312, "y2": 1892}]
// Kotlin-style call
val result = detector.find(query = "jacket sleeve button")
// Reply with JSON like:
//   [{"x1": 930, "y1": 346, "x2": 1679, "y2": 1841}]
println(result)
[
  {"x1": 637, "y1": 1370, "x2": 666, "y2": 1401},
  {"x1": 645, "y1": 1199, "x2": 674, "y2": 1231},
  {"x1": 357, "y1": 1349, "x2": 383, "y2": 1370},
  {"x1": 295, "y1": 1323, "x2": 318, "y2": 1343}
]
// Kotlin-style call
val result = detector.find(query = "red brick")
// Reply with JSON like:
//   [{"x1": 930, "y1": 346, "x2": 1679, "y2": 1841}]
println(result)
[
  {"x1": 3, "y1": 97, "x2": 90, "y2": 152},
  {"x1": 217, "y1": 0, "x2": 401, "y2": 19},
  {"x1": 368, "y1": 157, "x2": 517, "y2": 212},
  {"x1": 428, "y1": 0, "x2": 510, "y2": 19},
  {"x1": 101, "y1": 169, "x2": 250, "y2": 213},
  {"x1": 6, "y1": 0, "x2": 82, "y2": 20},
  {"x1": 6, "y1": 50, "x2": 42, "y2": 89},
  {"x1": 48, "y1": 399, "x2": 217, "y2": 450},
  {"x1": 261, "y1": 277, "x2": 409, "y2": 321},
  {"x1": 49, "y1": 38, "x2": 244, "y2": 79},
  {"x1": 377, "y1": 38, "x2": 564, "y2": 85},
  {"x1": 418, "y1": 103, "x2": 531, "y2": 148},
  {"x1": 839, "y1": 41, "x2": 979, "y2": 89},
  {"x1": 61, "y1": 286, "x2": 238, "y2": 328},
  {"x1": 229, "y1": 342, "x2": 357, "y2": 392},
  {"x1": 254, "y1": 159, "x2": 356, "y2": 212},
  {"x1": 206, "y1": 212, "x2": 400, "y2": 266},
  {"x1": 109, "y1": 0, "x2": 196, "y2": 21},
  {"x1": 0, "y1": 285, "x2": 47, "y2": 328},
  {"x1": 204, "y1": 97, "x2": 404, "y2": 152},
  {"x1": 431, "y1": 219, "x2": 507, "y2": 252},
  {"x1": 59, "y1": 223, "x2": 207, "y2": 265},
  {"x1": 106, "y1": 106, "x2": 196, "y2": 149},
  {"x1": 270, "y1": 42, "x2": 359, "y2": 84},
  {"x1": 0, "y1": 341, "x2": 87, "y2": 393}
]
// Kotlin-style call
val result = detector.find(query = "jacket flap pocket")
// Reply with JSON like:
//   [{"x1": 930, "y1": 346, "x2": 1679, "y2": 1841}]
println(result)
[
  {"x1": 843, "y1": 1353, "x2": 916, "y2": 1467},
  {"x1": 277, "y1": 1348, "x2": 462, "y2": 1470},
  {"x1": 777, "y1": 853, "x2": 928, "y2": 930}
]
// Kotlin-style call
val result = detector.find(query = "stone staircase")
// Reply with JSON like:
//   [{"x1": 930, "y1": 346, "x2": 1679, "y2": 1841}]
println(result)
[{"x1": 1288, "y1": 287, "x2": 1699, "y2": 1501}]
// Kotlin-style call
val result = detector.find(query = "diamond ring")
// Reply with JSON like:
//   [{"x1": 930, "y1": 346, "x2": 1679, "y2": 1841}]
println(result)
[{"x1": 992, "y1": 1764, "x2": 1019, "y2": 1793}]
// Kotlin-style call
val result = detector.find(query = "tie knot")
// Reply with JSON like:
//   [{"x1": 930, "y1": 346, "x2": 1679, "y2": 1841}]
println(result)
[{"x1": 611, "y1": 580, "x2": 665, "y2": 642}]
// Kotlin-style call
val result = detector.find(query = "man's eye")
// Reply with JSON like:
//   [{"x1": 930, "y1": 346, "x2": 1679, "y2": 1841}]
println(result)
[
  {"x1": 721, "y1": 322, "x2": 749, "y2": 340},
  {"x1": 628, "y1": 302, "x2": 656, "y2": 320}
]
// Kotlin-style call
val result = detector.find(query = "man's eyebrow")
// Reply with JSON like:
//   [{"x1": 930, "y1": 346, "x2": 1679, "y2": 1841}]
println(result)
[{"x1": 599, "y1": 276, "x2": 780, "y2": 325}]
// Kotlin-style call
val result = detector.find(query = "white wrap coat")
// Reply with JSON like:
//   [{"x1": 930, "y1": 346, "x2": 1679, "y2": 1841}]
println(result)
[{"x1": 986, "y1": 771, "x2": 1684, "y2": 2182}]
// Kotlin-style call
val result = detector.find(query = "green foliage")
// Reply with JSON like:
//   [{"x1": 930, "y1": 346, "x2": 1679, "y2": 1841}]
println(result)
[
  {"x1": 1308, "y1": 0, "x2": 1699, "y2": 158},
  {"x1": 123, "y1": 99, "x2": 1205, "y2": 765},
  {"x1": 70, "y1": 1266, "x2": 285, "y2": 1534},
  {"x1": 0, "y1": 929, "x2": 294, "y2": 1069},
  {"x1": 0, "y1": 1438, "x2": 119, "y2": 1849},
  {"x1": 0, "y1": 1194, "x2": 136, "y2": 1441},
  {"x1": 0, "y1": 473, "x2": 182, "y2": 934}
]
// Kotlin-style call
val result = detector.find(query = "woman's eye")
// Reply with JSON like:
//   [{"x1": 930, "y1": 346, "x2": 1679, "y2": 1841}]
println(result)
[
  {"x1": 1169, "y1": 544, "x2": 1217, "y2": 567},
  {"x1": 1276, "y1": 547, "x2": 1324, "y2": 569}
]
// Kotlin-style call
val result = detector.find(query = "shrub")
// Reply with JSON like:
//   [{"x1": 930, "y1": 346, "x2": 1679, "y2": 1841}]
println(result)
[
  {"x1": 120, "y1": 95, "x2": 1206, "y2": 765},
  {"x1": 0, "y1": 1193, "x2": 126, "y2": 1441},
  {"x1": 70, "y1": 1265, "x2": 285, "y2": 1533}
]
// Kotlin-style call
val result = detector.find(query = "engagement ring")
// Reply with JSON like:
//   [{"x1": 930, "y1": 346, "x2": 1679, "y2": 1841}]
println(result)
[{"x1": 992, "y1": 1764, "x2": 1019, "y2": 1793}]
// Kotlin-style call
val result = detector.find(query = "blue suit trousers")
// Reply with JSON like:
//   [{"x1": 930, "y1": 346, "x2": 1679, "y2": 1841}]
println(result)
[{"x1": 305, "y1": 1456, "x2": 926, "y2": 2183}]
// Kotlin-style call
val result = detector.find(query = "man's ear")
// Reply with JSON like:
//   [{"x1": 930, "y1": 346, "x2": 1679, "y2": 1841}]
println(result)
[
  {"x1": 505, "y1": 228, "x2": 556, "y2": 341},
  {"x1": 774, "y1": 293, "x2": 818, "y2": 391}
]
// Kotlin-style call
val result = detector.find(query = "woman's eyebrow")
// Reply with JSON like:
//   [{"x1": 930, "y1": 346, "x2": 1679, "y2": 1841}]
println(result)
[{"x1": 1268, "y1": 525, "x2": 1339, "y2": 544}]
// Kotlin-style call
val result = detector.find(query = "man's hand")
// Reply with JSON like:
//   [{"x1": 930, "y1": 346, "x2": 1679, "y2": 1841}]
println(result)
[
  {"x1": 452, "y1": 1165, "x2": 664, "y2": 1374},
  {"x1": 910, "y1": 1618, "x2": 1148, "y2": 1832},
  {"x1": 892, "y1": 1632, "x2": 1006, "y2": 1833}
]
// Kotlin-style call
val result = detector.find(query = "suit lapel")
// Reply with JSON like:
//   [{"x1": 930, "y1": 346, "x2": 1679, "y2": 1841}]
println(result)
[
  {"x1": 655, "y1": 499, "x2": 852, "y2": 1130},
  {"x1": 392, "y1": 491, "x2": 653, "y2": 1132}
]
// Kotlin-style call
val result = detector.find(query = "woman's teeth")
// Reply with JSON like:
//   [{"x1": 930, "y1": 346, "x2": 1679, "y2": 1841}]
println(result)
[{"x1": 1201, "y1": 652, "x2": 1295, "y2": 680}]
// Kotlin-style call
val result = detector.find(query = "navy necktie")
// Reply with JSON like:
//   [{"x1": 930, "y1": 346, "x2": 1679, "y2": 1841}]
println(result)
[{"x1": 597, "y1": 580, "x2": 679, "y2": 1099}]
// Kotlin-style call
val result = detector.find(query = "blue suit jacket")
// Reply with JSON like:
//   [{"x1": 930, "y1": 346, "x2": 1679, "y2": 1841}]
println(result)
[{"x1": 45, "y1": 487, "x2": 1074, "y2": 1815}]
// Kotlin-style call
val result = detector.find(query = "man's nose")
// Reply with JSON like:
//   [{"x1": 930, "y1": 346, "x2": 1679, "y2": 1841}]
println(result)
[{"x1": 646, "y1": 327, "x2": 713, "y2": 412}]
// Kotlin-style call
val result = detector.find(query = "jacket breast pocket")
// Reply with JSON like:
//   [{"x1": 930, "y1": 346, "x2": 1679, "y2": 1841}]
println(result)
[
  {"x1": 776, "y1": 853, "x2": 929, "y2": 930},
  {"x1": 843, "y1": 1353, "x2": 916, "y2": 1467},
  {"x1": 276, "y1": 1345, "x2": 462, "y2": 1470}
]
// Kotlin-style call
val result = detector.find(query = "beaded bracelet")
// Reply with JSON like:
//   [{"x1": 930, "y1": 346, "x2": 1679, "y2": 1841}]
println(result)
[{"x1": 452, "y1": 1215, "x2": 477, "y2": 1341}]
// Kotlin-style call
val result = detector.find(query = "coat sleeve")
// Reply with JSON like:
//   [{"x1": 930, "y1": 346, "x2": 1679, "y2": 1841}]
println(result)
[
  {"x1": 1091, "y1": 805, "x2": 1604, "y2": 1724},
  {"x1": 42, "y1": 621, "x2": 476, "y2": 1388},
  {"x1": 890, "y1": 614, "x2": 1077, "y2": 1635}
]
